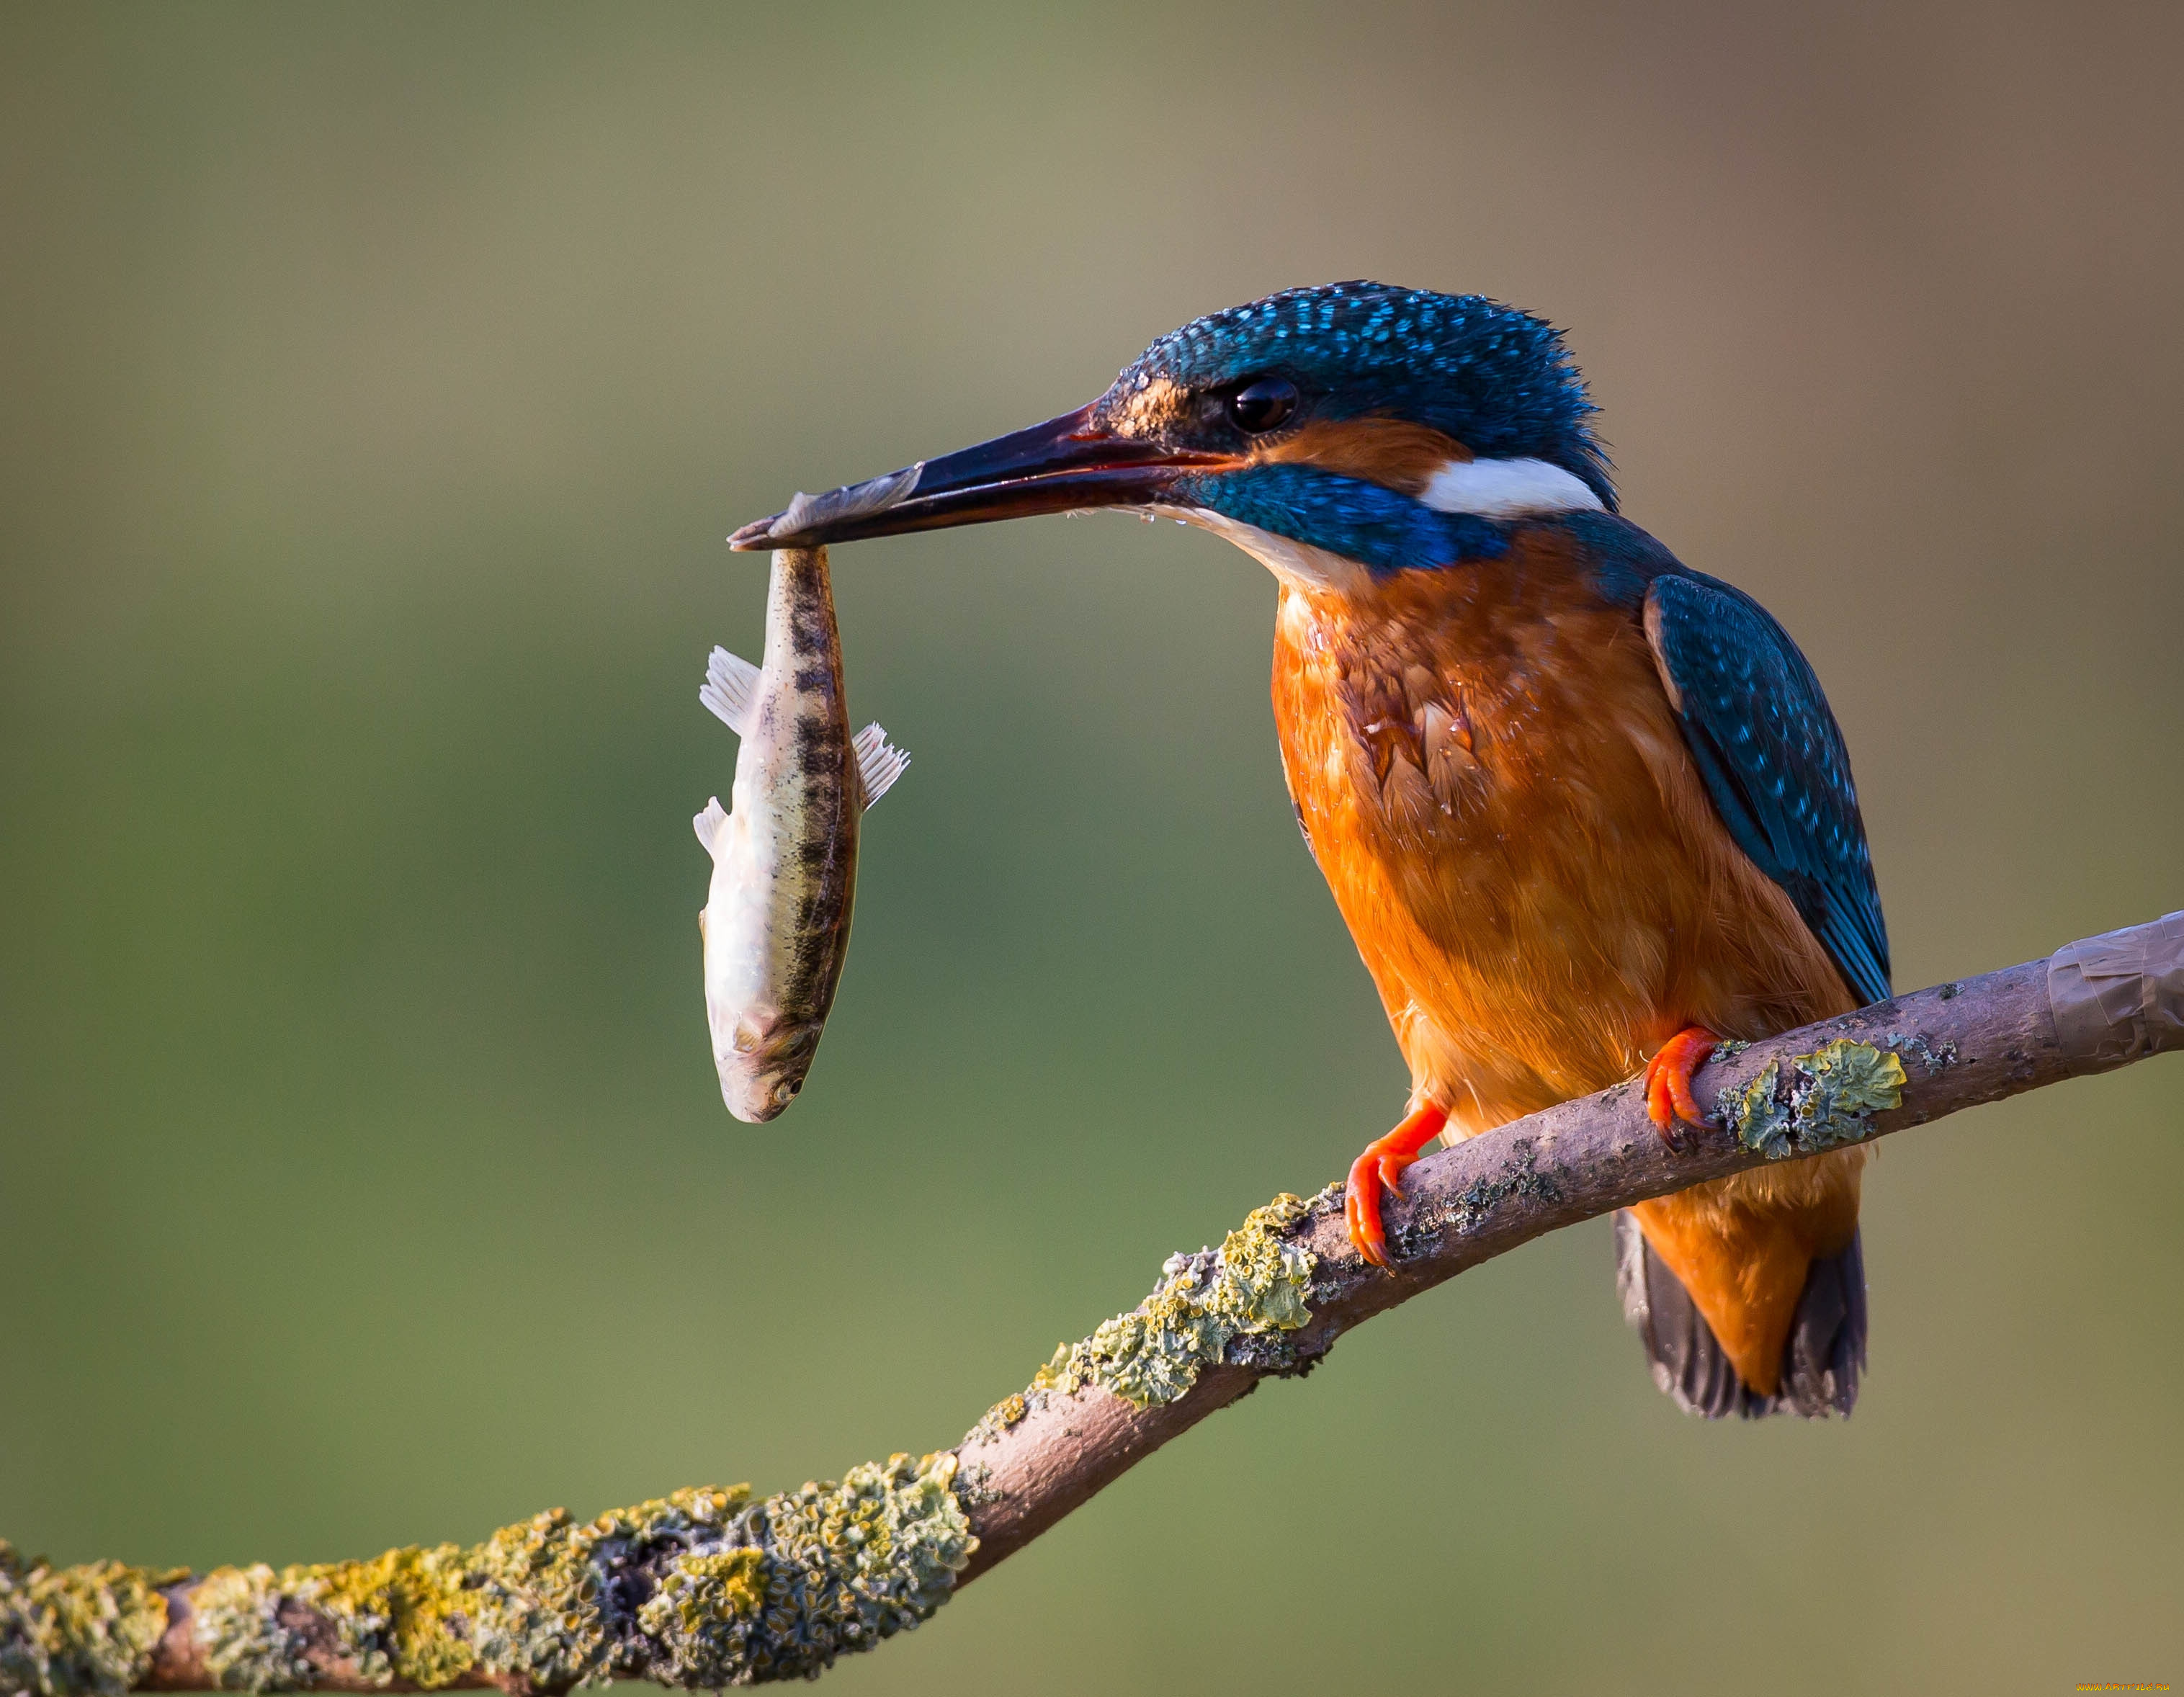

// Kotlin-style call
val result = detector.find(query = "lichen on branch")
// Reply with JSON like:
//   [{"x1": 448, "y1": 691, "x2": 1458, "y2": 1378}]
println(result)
[
  {"x1": 1, "y1": 1456, "x2": 975, "y2": 1695},
  {"x1": 0, "y1": 1546, "x2": 175, "y2": 1697},
  {"x1": 1717, "y1": 1037, "x2": 1908, "y2": 1160},
  {"x1": 1016, "y1": 1191, "x2": 1318, "y2": 1410}
]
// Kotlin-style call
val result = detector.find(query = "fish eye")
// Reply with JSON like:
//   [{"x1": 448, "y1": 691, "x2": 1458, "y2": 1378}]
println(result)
[{"x1": 1227, "y1": 376, "x2": 1297, "y2": 434}]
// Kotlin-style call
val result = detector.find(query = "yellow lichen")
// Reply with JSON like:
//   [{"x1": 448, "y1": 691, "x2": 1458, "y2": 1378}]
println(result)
[
  {"x1": 635, "y1": 1549, "x2": 767, "y2": 1688},
  {"x1": 284, "y1": 1543, "x2": 476, "y2": 1688},
  {"x1": 130, "y1": 1464, "x2": 965, "y2": 1691},
  {"x1": 1031, "y1": 1193, "x2": 1317, "y2": 1408},
  {"x1": 0, "y1": 1543, "x2": 175, "y2": 1697},
  {"x1": 1210, "y1": 1194, "x2": 1315, "y2": 1329},
  {"x1": 1029, "y1": 1343, "x2": 1075, "y2": 1394},
  {"x1": 454, "y1": 1507, "x2": 603, "y2": 1690}
]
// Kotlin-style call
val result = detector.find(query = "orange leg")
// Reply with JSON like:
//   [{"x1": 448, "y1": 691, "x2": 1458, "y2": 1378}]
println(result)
[
  {"x1": 1644, "y1": 1025, "x2": 1719, "y2": 1146},
  {"x1": 1344, "y1": 1103, "x2": 1449, "y2": 1268}
]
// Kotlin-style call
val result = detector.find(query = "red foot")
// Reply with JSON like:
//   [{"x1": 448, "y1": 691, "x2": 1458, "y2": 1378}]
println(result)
[
  {"x1": 1345, "y1": 1103, "x2": 1449, "y2": 1268},
  {"x1": 1644, "y1": 1026, "x2": 1719, "y2": 1145}
]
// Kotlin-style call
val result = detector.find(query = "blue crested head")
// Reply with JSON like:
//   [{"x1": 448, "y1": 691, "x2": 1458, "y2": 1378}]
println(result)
[
  {"x1": 1100, "y1": 282, "x2": 1614, "y2": 511},
  {"x1": 733, "y1": 282, "x2": 1619, "y2": 581}
]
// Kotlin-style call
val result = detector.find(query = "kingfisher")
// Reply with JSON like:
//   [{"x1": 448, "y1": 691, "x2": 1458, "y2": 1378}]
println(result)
[{"x1": 730, "y1": 282, "x2": 1887, "y2": 1418}]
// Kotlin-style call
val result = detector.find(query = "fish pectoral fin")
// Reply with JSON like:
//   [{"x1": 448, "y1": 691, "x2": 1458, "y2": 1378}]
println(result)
[
  {"x1": 694, "y1": 797, "x2": 730, "y2": 859},
  {"x1": 851, "y1": 722, "x2": 910, "y2": 810},
  {"x1": 700, "y1": 646, "x2": 762, "y2": 736}
]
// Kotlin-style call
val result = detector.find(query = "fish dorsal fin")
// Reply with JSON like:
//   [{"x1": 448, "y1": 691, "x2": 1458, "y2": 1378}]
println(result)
[
  {"x1": 851, "y1": 722, "x2": 910, "y2": 810},
  {"x1": 693, "y1": 797, "x2": 729, "y2": 859},
  {"x1": 699, "y1": 646, "x2": 762, "y2": 735}
]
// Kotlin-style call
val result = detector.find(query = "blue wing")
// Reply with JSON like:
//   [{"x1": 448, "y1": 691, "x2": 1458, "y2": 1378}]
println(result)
[{"x1": 1645, "y1": 571, "x2": 1891, "y2": 1008}]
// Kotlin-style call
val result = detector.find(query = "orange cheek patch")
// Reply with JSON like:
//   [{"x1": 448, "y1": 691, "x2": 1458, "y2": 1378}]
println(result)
[{"x1": 1253, "y1": 416, "x2": 1472, "y2": 494}]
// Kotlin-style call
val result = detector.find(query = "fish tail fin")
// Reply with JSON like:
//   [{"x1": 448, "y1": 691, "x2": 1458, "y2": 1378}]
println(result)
[
  {"x1": 851, "y1": 722, "x2": 910, "y2": 809},
  {"x1": 701, "y1": 647, "x2": 762, "y2": 735}
]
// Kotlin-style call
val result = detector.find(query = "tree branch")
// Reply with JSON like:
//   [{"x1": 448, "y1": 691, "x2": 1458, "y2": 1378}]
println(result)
[{"x1": 4, "y1": 915, "x2": 2178, "y2": 1695}]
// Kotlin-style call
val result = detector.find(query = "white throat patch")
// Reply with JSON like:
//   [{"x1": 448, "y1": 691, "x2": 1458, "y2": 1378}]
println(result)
[
  {"x1": 1417, "y1": 456, "x2": 1603, "y2": 519},
  {"x1": 1147, "y1": 504, "x2": 1372, "y2": 594}
]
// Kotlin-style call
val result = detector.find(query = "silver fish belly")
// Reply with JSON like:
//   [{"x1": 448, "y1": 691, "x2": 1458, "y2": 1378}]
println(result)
[{"x1": 694, "y1": 546, "x2": 908, "y2": 1121}]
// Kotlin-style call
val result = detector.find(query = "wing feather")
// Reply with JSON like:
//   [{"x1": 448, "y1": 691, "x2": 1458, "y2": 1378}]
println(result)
[{"x1": 1644, "y1": 571, "x2": 1891, "y2": 1007}]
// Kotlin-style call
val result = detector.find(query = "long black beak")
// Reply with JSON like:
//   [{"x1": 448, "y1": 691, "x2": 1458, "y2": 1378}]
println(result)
[{"x1": 727, "y1": 403, "x2": 1238, "y2": 550}]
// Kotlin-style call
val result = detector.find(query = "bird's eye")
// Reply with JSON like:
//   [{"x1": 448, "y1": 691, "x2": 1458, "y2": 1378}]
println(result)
[{"x1": 1227, "y1": 376, "x2": 1298, "y2": 434}]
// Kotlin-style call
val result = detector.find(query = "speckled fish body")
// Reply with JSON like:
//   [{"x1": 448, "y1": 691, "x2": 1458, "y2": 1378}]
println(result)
[{"x1": 694, "y1": 546, "x2": 907, "y2": 1121}]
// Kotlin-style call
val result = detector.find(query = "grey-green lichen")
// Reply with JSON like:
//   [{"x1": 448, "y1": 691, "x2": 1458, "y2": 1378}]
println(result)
[
  {"x1": 1028, "y1": 1193, "x2": 1317, "y2": 1409},
  {"x1": 0, "y1": 1542, "x2": 176, "y2": 1697},
  {"x1": 1887, "y1": 1029, "x2": 1960, "y2": 1075},
  {"x1": 4, "y1": 1458, "x2": 974, "y2": 1695},
  {"x1": 1404, "y1": 1141, "x2": 1560, "y2": 1253},
  {"x1": 1719, "y1": 1038, "x2": 1908, "y2": 1160},
  {"x1": 735, "y1": 1453, "x2": 974, "y2": 1682},
  {"x1": 184, "y1": 1564, "x2": 310, "y2": 1693}
]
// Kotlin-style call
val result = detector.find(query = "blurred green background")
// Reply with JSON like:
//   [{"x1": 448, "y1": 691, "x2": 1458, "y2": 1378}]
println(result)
[{"x1": 3, "y1": 3, "x2": 2180, "y2": 1691}]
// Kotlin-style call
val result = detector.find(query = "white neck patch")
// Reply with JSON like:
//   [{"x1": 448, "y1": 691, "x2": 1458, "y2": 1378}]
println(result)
[
  {"x1": 1148, "y1": 503, "x2": 1373, "y2": 595},
  {"x1": 1418, "y1": 456, "x2": 1603, "y2": 519}
]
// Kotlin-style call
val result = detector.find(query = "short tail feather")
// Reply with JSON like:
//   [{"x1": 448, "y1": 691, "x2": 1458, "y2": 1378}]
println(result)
[{"x1": 1614, "y1": 1210, "x2": 1866, "y2": 1419}]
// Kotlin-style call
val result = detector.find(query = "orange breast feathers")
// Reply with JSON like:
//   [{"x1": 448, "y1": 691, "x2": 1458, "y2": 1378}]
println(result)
[
  {"x1": 1270, "y1": 529, "x2": 1868, "y2": 1396},
  {"x1": 1268, "y1": 529, "x2": 1861, "y2": 1129}
]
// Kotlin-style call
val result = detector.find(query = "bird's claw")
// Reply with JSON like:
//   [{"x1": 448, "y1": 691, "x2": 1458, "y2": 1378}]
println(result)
[
  {"x1": 1343, "y1": 1103, "x2": 1449, "y2": 1269},
  {"x1": 1644, "y1": 1026, "x2": 1719, "y2": 1149},
  {"x1": 1345, "y1": 1149, "x2": 1410, "y2": 1268}
]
